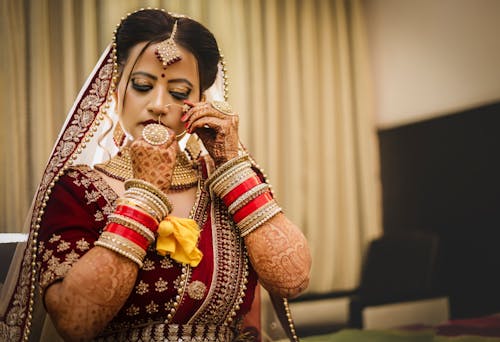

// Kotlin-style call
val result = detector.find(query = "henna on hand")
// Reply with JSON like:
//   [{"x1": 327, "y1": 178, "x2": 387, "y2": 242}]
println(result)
[
  {"x1": 182, "y1": 101, "x2": 239, "y2": 166},
  {"x1": 45, "y1": 246, "x2": 138, "y2": 340},
  {"x1": 129, "y1": 131, "x2": 178, "y2": 193},
  {"x1": 244, "y1": 213, "x2": 311, "y2": 298}
]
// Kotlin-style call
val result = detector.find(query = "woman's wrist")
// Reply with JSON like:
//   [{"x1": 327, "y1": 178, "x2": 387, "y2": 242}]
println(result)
[
  {"x1": 95, "y1": 179, "x2": 173, "y2": 267},
  {"x1": 206, "y1": 155, "x2": 282, "y2": 237}
]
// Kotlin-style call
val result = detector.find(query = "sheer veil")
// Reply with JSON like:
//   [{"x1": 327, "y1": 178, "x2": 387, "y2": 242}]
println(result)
[{"x1": 0, "y1": 16, "x2": 228, "y2": 338}]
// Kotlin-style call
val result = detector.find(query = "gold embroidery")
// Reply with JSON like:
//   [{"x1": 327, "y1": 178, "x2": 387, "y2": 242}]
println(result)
[
  {"x1": 38, "y1": 241, "x2": 45, "y2": 253},
  {"x1": 85, "y1": 190, "x2": 100, "y2": 204},
  {"x1": 155, "y1": 277, "x2": 168, "y2": 292},
  {"x1": 187, "y1": 280, "x2": 206, "y2": 300},
  {"x1": 56, "y1": 240, "x2": 70, "y2": 252},
  {"x1": 46, "y1": 255, "x2": 61, "y2": 270},
  {"x1": 76, "y1": 238, "x2": 90, "y2": 251},
  {"x1": 67, "y1": 170, "x2": 79, "y2": 179},
  {"x1": 74, "y1": 165, "x2": 119, "y2": 207},
  {"x1": 94, "y1": 211, "x2": 104, "y2": 222},
  {"x1": 65, "y1": 250, "x2": 80, "y2": 263},
  {"x1": 80, "y1": 176, "x2": 92, "y2": 188},
  {"x1": 42, "y1": 249, "x2": 53, "y2": 262},
  {"x1": 48, "y1": 234, "x2": 61, "y2": 243},
  {"x1": 145, "y1": 301, "x2": 159, "y2": 314},
  {"x1": 18, "y1": 59, "x2": 112, "y2": 341},
  {"x1": 160, "y1": 258, "x2": 173, "y2": 269},
  {"x1": 142, "y1": 258, "x2": 155, "y2": 271},
  {"x1": 135, "y1": 280, "x2": 149, "y2": 295},
  {"x1": 102, "y1": 203, "x2": 114, "y2": 216},
  {"x1": 125, "y1": 305, "x2": 140, "y2": 316},
  {"x1": 40, "y1": 249, "x2": 81, "y2": 290}
]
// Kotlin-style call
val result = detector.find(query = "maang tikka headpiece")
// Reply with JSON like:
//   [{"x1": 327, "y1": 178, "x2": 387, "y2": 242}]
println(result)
[{"x1": 155, "y1": 20, "x2": 182, "y2": 68}]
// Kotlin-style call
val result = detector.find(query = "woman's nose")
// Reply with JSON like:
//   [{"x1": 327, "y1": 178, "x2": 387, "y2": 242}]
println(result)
[{"x1": 147, "y1": 90, "x2": 169, "y2": 115}]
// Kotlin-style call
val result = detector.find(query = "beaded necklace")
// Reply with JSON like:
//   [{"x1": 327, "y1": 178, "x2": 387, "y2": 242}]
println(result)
[{"x1": 94, "y1": 147, "x2": 199, "y2": 191}]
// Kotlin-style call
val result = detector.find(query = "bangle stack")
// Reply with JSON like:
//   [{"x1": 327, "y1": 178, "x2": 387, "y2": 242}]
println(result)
[
  {"x1": 206, "y1": 155, "x2": 282, "y2": 237},
  {"x1": 95, "y1": 179, "x2": 173, "y2": 267}
]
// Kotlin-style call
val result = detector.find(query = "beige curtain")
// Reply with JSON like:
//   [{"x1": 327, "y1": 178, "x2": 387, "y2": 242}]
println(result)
[{"x1": 1, "y1": 0, "x2": 381, "y2": 292}]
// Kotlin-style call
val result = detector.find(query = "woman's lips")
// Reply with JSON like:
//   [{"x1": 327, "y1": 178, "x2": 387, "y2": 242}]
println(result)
[{"x1": 142, "y1": 119, "x2": 164, "y2": 126}]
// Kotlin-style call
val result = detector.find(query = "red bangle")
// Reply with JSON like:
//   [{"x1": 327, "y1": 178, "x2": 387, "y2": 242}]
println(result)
[
  {"x1": 115, "y1": 205, "x2": 158, "y2": 232},
  {"x1": 233, "y1": 192, "x2": 273, "y2": 223},
  {"x1": 105, "y1": 223, "x2": 149, "y2": 251},
  {"x1": 222, "y1": 176, "x2": 262, "y2": 206}
]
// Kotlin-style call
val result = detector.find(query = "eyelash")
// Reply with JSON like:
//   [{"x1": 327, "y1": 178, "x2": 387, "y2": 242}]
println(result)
[
  {"x1": 170, "y1": 91, "x2": 190, "y2": 100},
  {"x1": 131, "y1": 80, "x2": 190, "y2": 99}
]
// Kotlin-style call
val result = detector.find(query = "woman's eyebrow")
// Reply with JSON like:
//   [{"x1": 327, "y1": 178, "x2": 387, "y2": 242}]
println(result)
[
  {"x1": 131, "y1": 71, "x2": 157, "y2": 80},
  {"x1": 168, "y1": 78, "x2": 193, "y2": 88}
]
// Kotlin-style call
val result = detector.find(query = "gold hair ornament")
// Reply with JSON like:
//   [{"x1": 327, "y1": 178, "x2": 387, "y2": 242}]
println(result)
[{"x1": 155, "y1": 20, "x2": 182, "y2": 69}]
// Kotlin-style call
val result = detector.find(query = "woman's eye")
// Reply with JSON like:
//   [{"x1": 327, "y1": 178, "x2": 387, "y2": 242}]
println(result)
[
  {"x1": 170, "y1": 91, "x2": 190, "y2": 100},
  {"x1": 131, "y1": 80, "x2": 152, "y2": 92}
]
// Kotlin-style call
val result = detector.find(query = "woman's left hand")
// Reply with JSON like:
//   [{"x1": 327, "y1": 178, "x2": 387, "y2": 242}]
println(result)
[{"x1": 182, "y1": 100, "x2": 239, "y2": 167}]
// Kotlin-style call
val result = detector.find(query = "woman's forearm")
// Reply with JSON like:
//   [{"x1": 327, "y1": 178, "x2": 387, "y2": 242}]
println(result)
[
  {"x1": 244, "y1": 213, "x2": 311, "y2": 298},
  {"x1": 44, "y1": 246, "x2": 138, "y2": 341}
]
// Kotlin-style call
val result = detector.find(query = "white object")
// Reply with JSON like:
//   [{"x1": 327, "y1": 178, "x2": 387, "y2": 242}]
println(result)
[{"x1": 363, "y1": 297, "x2": 450, "y2": 329}]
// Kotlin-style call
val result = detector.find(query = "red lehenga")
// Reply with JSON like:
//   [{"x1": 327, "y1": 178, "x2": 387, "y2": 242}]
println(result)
[
  {"x1": 36, "y1": 160, "x2": 259, "y2": 341},
  {"x1": 0, "y1": 11, "x2": 298, "y2": 341}
]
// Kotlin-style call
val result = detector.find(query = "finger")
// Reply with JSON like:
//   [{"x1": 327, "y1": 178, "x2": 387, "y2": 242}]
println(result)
[
  {"x1": 185, "y1": 109, "x2": 227, "y2": 133},
  {"x1": 183, "y1": 102, "x2": 225, "y2": 123},
  {"x1": 188, "y1": 116, "x2": 225, "y2": 134}
]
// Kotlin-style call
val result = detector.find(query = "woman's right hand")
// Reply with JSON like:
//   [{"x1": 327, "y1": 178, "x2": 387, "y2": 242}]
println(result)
[{"x1": 129, "y1": 128, "x2": 178, "y2": 194}]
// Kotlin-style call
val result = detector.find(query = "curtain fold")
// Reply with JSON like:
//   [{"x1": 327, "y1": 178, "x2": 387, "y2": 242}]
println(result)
[
  {"x1": 0, "y1": 0, "x2": 381, "y2": 292},
  {"x1": 0, "y1": 0, "x2": 29, "y2": 233}
]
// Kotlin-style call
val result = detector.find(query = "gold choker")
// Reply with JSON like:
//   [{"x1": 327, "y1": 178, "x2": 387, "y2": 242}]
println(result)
[{"x1": 95, "y1": 147, "x2": 199, "y2": 191}]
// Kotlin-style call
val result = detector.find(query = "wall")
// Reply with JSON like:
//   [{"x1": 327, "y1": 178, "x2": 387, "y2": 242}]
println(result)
[
  {"x1": 364, "y1": 0, "x2": 500, "y2": 128},
  {"x1": 365, "y1": 0, "x2": 500, "y2": 318}
]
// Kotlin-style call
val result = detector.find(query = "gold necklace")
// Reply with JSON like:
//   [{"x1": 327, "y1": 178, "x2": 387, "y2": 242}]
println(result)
[{"x1": 94, "y1": 147, "x2": 199, "y2": 190}]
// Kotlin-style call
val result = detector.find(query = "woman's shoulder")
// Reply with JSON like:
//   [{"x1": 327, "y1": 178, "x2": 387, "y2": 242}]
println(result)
[
  {"x1": 37, "y1": 165, "x2": 116, "y2": 247},
  {"x1": 42, "y1": 164, "x2": 118, "y2": 224},
  {"x1": 55, "y1": 164, "x2": 118, "y2": 203}
]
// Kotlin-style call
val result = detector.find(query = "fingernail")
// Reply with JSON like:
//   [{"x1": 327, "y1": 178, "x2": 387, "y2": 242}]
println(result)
[
  {"x1": 184, "y1": 122, "x2": 189, "y2": 129},
  {"x1": 181, "y1": 114, "x2": 188, "y2": 122},
  {"x1": 183, "y1": 100, "x2": 195, "y2": 106}
]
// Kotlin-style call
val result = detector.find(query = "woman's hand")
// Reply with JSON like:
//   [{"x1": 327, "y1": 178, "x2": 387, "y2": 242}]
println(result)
[
  {"x1": 129, "y1": 128, "x2": 178, "y2": 193},
  {"x1": 182, "y1": 100, "x2": 239, "y2": 167}
]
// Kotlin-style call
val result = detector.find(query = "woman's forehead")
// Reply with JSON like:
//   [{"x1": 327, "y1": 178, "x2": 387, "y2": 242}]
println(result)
[{"x1": 125, "y1": 43, "x2": 199, "y2": 82}]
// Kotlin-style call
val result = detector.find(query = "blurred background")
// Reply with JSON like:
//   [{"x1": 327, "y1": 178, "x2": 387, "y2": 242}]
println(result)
[{"x1": 1, "y1": 0, "x2": 500, "y2": 338}]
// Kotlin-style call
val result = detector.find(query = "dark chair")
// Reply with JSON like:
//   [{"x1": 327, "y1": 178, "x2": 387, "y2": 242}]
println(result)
[
  {"x1": 349, "y1": 232, "x2": 442, "y2": 328},
  {"x1": 0, "y1": 234, "x2": 28, "y2": 285},
  {"x1": 289, "y1": 232, "x2": 447, "y2": 336}
]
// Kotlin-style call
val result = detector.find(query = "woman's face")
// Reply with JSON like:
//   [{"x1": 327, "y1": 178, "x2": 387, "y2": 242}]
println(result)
[{"x1": 116, "y1": 42, "x2": 200, "y2": 140}]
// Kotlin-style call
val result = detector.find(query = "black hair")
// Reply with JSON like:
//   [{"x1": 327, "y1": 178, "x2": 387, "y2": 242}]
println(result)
[{"x1": 115, "y1": 9, "x2": 220, "y2": 92}]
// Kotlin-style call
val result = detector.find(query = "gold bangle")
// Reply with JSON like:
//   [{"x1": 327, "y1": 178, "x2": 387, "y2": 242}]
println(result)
[
  {"x1": 95, "y1": 240, "x2": 144, "y2": 267},
  {"x1": 95, "y1": 232, "x2": 146, "y2": 267},
  {"x1": 125, "y1": 188, "x2": 171, "y2": 218},
  {"x1": 124, "y1": 179, "x2": 171, "y2": 208},
  {"x1": 213, "y1": 167, "x2": 256, "y2": 198},
  {"x1": 107, "y1": 213, "x2": 156, "y2": 243},
  {"x1": 238, "y1": 201, "x2": 282, "y2": 237},
  {"x1": 116, "y1": 198, "x2": 160, "y2": 223},
  {"x1": 99, "y1": 232, "x2": 147, "y2": 258},
  {"x1": 228, "y1": 183, "x2": 270, "y2": 215},
  {"x1": 209, "y1": 161, "x2": 252, "y2": 195},
  {"x1": 205, "y1": 154, "x2": 250, "y2": 189}
]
